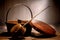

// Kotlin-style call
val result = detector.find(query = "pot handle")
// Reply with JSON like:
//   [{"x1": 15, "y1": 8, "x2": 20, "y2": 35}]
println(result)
[{"x1": 6, "y1": 4, "x2": 33, "y2": 22}]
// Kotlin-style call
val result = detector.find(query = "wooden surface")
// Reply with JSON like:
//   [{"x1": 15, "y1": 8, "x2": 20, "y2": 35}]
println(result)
[{"x1": 0, "y1": 32, "x2": 60, "y2": 40}]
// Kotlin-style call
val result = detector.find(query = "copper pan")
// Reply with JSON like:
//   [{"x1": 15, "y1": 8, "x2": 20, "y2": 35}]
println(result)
[{"x1": 30, "y1": 19, "x2": 56, "y2": 35}]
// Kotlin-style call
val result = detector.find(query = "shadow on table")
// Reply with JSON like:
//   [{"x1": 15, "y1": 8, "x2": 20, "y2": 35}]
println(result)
[
  {"x1": 9, "y1": 38, "x2": 25, "y2": 40},
  {"x1": 0, "y1": 31, "x2": 57, "y2": 40},
  {"x1": 30, "y1": 33, "x2": 57, "y2": 38},
  {"x1": 31, "y1": 34, "x2": 56, "y2": 38},
  {"x1": 9, "y1": 34, "x2": 57, "y2": 40}
]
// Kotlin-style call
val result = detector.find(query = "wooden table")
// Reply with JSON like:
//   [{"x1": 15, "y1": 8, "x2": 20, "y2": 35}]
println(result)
[{"x1": 0, "y1": 32, "x2": 60, "y2": 40}]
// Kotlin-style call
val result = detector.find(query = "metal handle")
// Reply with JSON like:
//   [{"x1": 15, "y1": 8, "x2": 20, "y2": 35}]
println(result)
[{"x1": 6, "y1": 4, "x2": 33, "y2": 22}]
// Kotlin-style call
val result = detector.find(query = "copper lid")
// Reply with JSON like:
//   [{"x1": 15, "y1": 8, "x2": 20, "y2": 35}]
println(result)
[{"x1": 30, "y1": 20, "x2": 56, "y2": 35}]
